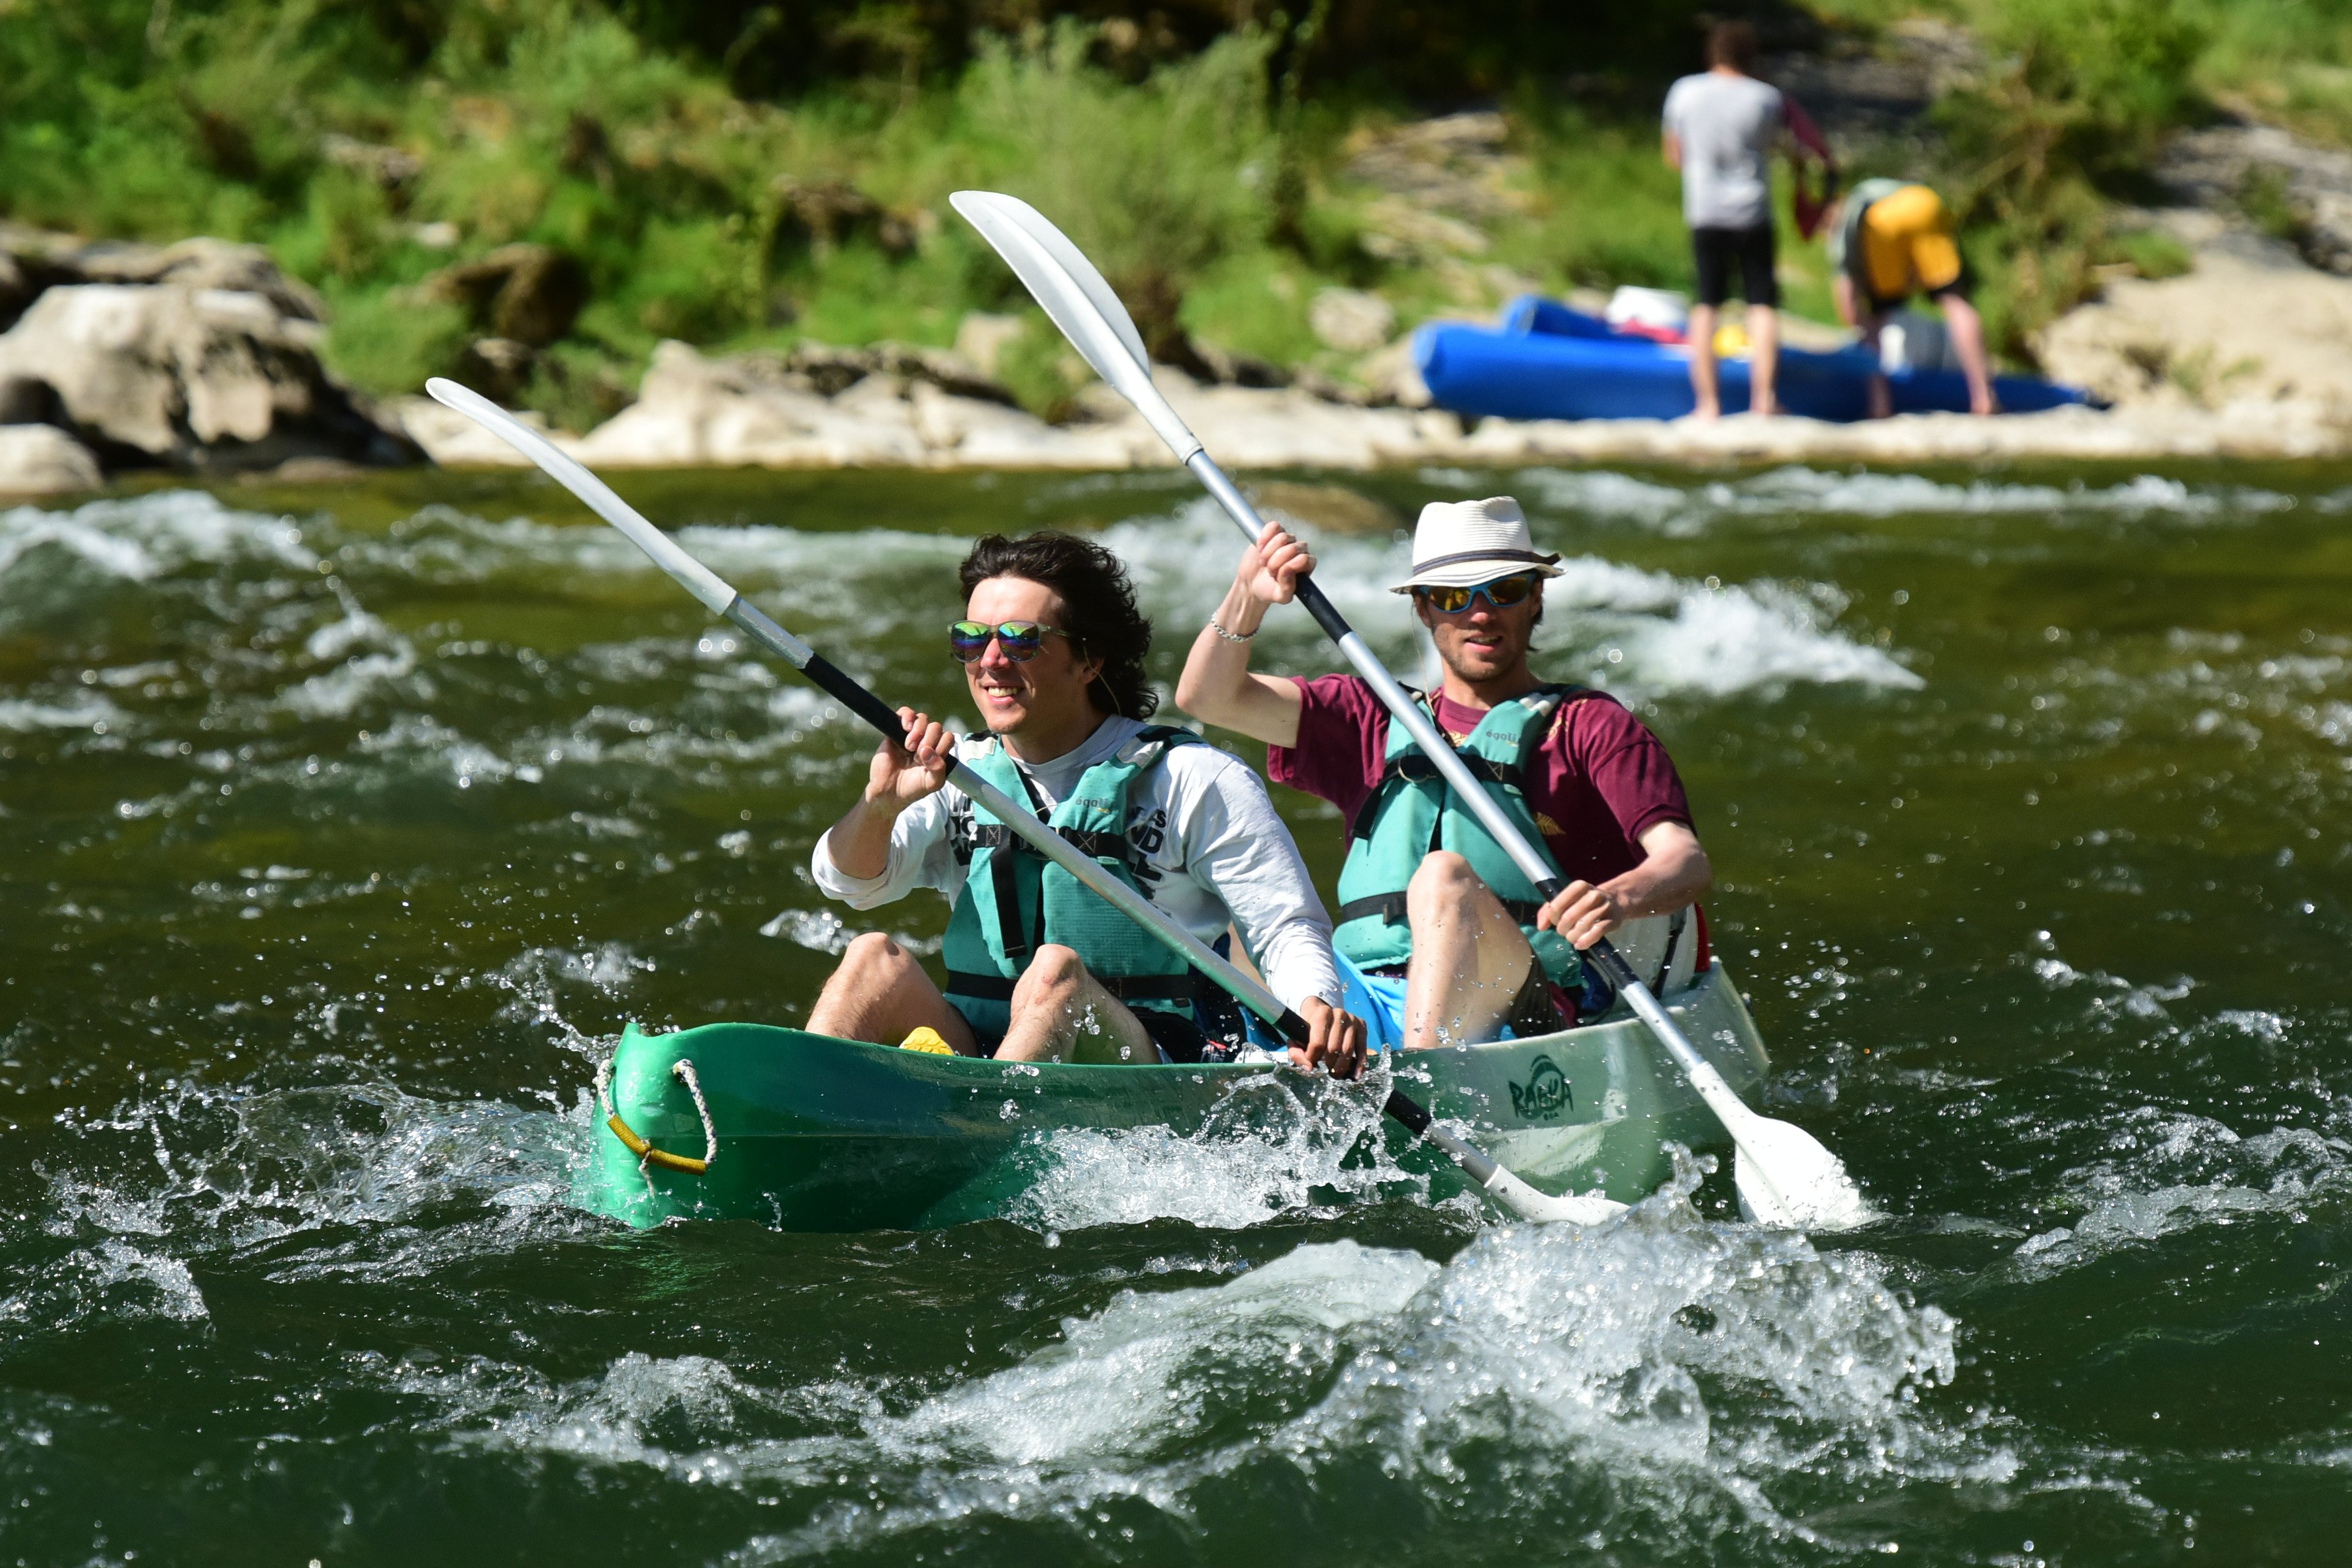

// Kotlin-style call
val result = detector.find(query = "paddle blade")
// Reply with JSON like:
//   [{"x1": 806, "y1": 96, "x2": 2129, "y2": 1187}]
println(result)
[
  {"x1": 951, "y1": 191, "x2": 1148, "y2": 374},
  {"x1": 1731, "y1": 1115, "x2": 1876, "y2": 1231},
  {"x1": 949, "y1": 189, "x2": 1203, "y2": 461},
  {"x1": 1483, "y1": 1164, "x2": 1628, "y2": 1227}
]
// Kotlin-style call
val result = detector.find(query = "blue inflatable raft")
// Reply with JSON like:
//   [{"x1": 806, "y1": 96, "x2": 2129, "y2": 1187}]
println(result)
[{"x1": 1415, "y1": 297, "x2": 2090, "y2": 423}]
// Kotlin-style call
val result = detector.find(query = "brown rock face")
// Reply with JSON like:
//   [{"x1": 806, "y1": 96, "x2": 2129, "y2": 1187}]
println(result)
[
  {"x1": 457, "y1": 337, "x2": 537, "y2": 402},
  {"x1": 775, "y1": 178, "x2": 919, "y2": 259},
  {"x1": 422, "y1": 244, "x2": 589, "y2": 346}
]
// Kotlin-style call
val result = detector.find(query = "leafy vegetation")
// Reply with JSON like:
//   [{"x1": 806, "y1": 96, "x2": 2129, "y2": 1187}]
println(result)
[{"x1": 1, "y1": 0, "x2": 2344, "y2": 417}]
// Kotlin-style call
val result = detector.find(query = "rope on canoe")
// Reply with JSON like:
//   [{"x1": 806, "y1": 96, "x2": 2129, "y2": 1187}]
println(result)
[
  {"x1": 672, "y1": 1058, "x2": 719, "y2": 1168},
  {"x1": 596, "y1": 1051, "x2": 717, "y2": 1176}
]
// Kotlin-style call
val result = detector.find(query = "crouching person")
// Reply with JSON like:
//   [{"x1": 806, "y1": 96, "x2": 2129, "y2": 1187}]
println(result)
[{"x1": 806, "y1": 531, "x2": 1364, "y2": 1073}]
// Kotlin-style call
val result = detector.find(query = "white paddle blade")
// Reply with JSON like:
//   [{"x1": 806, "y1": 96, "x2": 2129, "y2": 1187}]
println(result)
[
  {"x1": 949, "y1": 190, "x2": 1203, "y2": 462},
  {"x1": 1483, "y1": 1165, "x2": 1628, "y2": 1227},
  {"x1": 1731, "y1": 1116, "x2": 1876, "y2": 1231},
  {"x1": 950, "y1": 191, "x2": 1149, "y2": 373}
]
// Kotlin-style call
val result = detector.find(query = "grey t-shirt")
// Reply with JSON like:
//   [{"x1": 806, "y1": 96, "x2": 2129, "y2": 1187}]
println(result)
[{"x1": 1662, "y1": 71, "x2": 1786, "y2": 231}]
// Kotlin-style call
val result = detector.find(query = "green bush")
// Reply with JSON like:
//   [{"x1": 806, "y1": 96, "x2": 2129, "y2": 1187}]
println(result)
[
  {"x1": 953, "y1": 23, "x2": 1279, "y2": 356},
  {"x1": 1937, "y1": 0, "x2": 2210, "y2": 359}
]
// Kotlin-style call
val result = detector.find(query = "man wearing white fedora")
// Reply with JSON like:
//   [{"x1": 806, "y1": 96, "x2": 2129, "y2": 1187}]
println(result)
[{"x1": 1175, "y1": 496, "x2": 1714, "y2": 1052}]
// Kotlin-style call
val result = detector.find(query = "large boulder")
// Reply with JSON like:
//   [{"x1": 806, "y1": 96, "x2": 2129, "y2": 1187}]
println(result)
[
  {"x1": 570, "y1": 340, "x2": 930, "y2": 468},
  {"x1": 70, "y1": 236, "x2": 326, "y2": 323},
  {"x1": 0, "y1": 282, "x2": 417, "y2": 470},
  {"x1": 0, "y1": 424, "x2": 103, "y2": 496}
]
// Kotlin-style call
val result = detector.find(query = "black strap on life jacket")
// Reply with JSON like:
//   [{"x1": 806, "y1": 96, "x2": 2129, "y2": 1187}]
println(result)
[
  {"x1": 1336, "y1": 891, "x2": 1544, "y2": 929},
  {"x1": 943, "y1": 969, "x2": 1205, "y2": 1005},
  {"x1": 949, "y1": 757, "x2": 1158, "y2": 965}
]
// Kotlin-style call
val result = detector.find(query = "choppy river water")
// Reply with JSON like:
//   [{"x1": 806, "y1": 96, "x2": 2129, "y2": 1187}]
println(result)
[{"x1": 5, "y1": 460, "x2": 2351, "y2": 1565}]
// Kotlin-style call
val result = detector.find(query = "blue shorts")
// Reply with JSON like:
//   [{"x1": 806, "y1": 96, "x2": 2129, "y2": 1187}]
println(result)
[
  {"x1": 1313, "y1": 951, "x2": 1601, "y2": 1052},
  {"x1": 1335, "y1": 954, "x2": 1411, "y2": 1054}
]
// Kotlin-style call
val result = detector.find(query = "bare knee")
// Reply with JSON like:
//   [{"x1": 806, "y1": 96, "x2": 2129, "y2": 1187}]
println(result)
[
  {"x1": 1407, "y1": 851, "x2": 1484, "y2": 920},
  {"x1": 832, "y1": 930, "x2": 914, "y2": 990},
  {"x1": 1010, "y1": 943, "x2": 1086, "y2": 1011}
]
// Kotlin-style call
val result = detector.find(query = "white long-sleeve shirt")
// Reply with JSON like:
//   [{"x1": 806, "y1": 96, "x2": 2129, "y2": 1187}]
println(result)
[{"x1": 811, "y1": 717, "x2": 1343, "y2": 1013}]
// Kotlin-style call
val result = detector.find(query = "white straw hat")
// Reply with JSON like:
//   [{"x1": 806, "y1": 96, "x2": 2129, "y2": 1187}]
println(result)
[{"x1": 1388, "y1": 497, "x2": 1561, "y2": 593}]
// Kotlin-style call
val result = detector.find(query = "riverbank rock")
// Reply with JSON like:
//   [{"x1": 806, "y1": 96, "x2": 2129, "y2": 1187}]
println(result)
[
  {"x1": 0, "y1": 424, "x2": 103, "y2": 496},
  {"x1": 1310, "y1": 289, "x2": 1396, "y2": 353},
  {"x1": 421, "y1": 244, "x2": 589, "y2": 347},
  {"x1": 0, "y1": 227, "x2": 416, "y2": 476},
  {"x1": 401, "y1": 331, "x2": 2349, "y2": 474},
  {"x1": 0, "y1": 281, "x2": 417, "y2": 471}
]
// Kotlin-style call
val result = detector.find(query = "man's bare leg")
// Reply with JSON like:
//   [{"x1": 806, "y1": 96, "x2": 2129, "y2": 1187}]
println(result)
[
  {"x1": 994, "y1": 943, "x2": 1159, "y2": 1064},
  {"x1": 1400, "y1": 851, "x2": 1537, "y2": 1051},
  {"x1": 806, "y1": 932, "x2": 979, "y2": 1053},
  {"x1": 1856, "y1": 308, "x2": 1894, "y2": 419},
  {"x1": 1748, "y1": 304, "x2": 1782, "y2": 415},
  {"x1": 1939, "y1": 292, "x2": 2000, "y2": 416},
  {"x1": 1687, "y1": 302, "x2": 1722, "y2": 419}
]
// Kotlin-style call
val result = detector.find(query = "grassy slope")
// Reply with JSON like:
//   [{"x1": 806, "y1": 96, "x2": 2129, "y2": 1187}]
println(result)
[{"x1": 3, "y1": 2, "x2": 2343, "y2": 426}]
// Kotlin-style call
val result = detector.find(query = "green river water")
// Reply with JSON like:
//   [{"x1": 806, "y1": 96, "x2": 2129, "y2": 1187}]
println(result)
[{"x1": 3, "y1": 459, "x2": 2350, "y2": 1565}]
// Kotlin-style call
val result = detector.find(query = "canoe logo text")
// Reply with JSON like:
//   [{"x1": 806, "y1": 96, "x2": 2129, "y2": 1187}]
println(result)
[{"x1": 1508, "y1": 1054, "x2": 1572, "y2": 1120}]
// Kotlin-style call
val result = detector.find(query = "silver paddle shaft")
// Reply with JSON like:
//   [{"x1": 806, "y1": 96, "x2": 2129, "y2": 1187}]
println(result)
[{"x1": 1183, "y1": 449, "x2": 1737, "y2": 1098}]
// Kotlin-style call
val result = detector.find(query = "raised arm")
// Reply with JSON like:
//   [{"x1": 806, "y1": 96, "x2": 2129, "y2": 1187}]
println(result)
[{"x1": 1173, "y1": 519, "x2": 1309, "y2": 747}]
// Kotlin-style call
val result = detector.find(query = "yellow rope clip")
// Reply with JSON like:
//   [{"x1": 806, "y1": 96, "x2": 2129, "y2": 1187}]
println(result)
[{"x1": 605, "y1": 1111, "x2": 709, "y2": 1174}]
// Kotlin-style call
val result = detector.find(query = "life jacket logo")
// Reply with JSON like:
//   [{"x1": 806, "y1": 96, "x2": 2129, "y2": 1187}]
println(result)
[{"x1": 1508, "y1": 1054, "x2": 1572, "y2": 1120}]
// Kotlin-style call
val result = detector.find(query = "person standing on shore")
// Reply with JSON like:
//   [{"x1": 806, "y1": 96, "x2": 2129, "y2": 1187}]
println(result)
[{"x1": 1661, "y1": 19, "x2": 1814, "y2": 419}]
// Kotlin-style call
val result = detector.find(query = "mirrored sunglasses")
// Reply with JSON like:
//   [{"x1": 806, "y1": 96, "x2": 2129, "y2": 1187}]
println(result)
[
  {"x1": 948, "y1": 620, "x2": 1073, "y2": 663},
  {"x1": 1413, "y1": 574, "x2": 1539, "y2": 615}
]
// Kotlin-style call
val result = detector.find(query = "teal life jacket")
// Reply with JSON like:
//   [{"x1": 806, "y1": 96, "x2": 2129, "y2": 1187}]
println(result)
[
  {"x1": 1332, "y1": 687, "x2": 1585, "y2": 991},
  {"x1": 941, "y1": 724, "x2": 1206, "y2": 1039}
]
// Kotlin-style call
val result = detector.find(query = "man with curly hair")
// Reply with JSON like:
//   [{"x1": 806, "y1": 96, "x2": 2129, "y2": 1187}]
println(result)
[{"x1": 808, "y1": 531, "x2": 1365, "y2": 1073}]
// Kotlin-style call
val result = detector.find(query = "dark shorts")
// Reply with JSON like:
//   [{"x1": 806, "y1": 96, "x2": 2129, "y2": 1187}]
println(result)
[
  {"x1": 1691, "y1": 223, "x2": 1779, "y2": 309},
  {"x1": 1866, "y1": 265, "x2": 1974, "y2": 316}
]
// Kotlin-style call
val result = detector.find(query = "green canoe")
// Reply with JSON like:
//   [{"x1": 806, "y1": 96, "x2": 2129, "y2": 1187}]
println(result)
[{"x1": 580, "y1": 961, "x2": 1770, "y2": 1230}]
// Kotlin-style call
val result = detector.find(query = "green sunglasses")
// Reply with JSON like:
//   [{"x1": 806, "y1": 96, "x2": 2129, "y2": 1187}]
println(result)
[
  {"x1": 1413, "y1": 573, "x2": 1540, "y2": 615},
  {"x1": 948, "y1": 619, "x2": 1076, "y2": 663}
]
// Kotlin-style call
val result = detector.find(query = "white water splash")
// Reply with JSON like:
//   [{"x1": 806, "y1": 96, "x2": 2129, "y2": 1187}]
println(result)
[
  {"x1": 1519, "y1": 465, "x2": 2293, "y2": 531},
  {"x1": 0, "y1": 489, "x2": 318, "y2": 585},
  {"x1": 732, "y1": 1186, "x2": 1978, "y2": 1559},
  {"x1": 1103, "y1": 498, "x2": 1918, "y2": 699},
  {"x1": 2008, "y1": 1105, "x2": 2352, "y2": 1279},
  {"x1": 0, "y1": 694, "x2": 125, "y2": 731},
  {"x1": 1002, "y1": 1071, "x2": 1427, "y2": 1230}
]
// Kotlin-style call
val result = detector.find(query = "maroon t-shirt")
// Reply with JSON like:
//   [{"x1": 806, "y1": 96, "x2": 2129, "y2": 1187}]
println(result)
[{"x1": 1266, "y1": 676, "x2": 1693, "y2": 886}]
